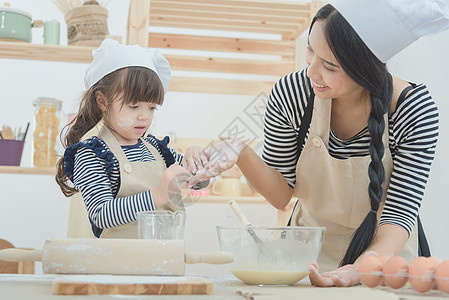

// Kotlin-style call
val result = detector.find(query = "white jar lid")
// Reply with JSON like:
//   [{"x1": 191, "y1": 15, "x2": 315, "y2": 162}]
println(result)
[
  {"x1": 33, "y1": 97, "x2": 62, "y2": 110},
  {"x1": 0, "y1": 4, "x2": 32, "y2": 19}
]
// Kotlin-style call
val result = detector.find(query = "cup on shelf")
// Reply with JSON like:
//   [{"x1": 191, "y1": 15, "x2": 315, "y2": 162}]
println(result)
[
  {"x1": 43, "y1": 19, "x2": 60, "y2": 45},
  {"x1": 211, "y1": 176, "x2": 241, "y2": 197},
  {"x1": 0, "y1": 139, "x2": 25, "y2": 166}
]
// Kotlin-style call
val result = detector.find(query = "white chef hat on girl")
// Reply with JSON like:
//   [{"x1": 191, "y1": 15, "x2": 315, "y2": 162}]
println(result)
[
  {"x1": 84, "y1": 39, "x2": 172, "y2": 93},
  {"x1": 329, "y1": 0, "x2": 449, "y2": 62}
]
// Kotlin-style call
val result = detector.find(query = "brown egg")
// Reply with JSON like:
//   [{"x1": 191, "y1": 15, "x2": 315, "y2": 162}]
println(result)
[
  {"x1": 409, "y1": 256, "x2": 439, "y2": 293},
  {"x1": 383, "y1": 256, "x2": 409, "y2": 289},
  {"x1": 358, "y1": 255, "x2": 384, "y2": 287},
  {"x1": 378, "y1": 255, "x2": 390, "y2": 286},
  {"x1": 435, "y1": 259, "x2": 449, "y2": 294}
]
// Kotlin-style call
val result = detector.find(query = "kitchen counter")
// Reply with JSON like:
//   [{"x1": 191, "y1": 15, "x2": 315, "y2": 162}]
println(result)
[{"x1": 0, "y1": 274, "x2": 447, "y2": 300}]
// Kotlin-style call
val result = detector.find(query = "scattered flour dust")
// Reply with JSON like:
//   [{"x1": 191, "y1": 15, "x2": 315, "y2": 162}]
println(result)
[{"x1": 117, "y1": 118, "x2": 134, "y2": 129}]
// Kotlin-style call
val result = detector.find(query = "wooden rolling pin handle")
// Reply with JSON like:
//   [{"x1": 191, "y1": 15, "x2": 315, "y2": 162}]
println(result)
[
  {"x1": 229, "y1": 200, "x2": 250, "y2": 226},
  {"x1": 0, "y1": 248, "x2": 43, "y2": 262},
  {"x1": 185, "y1": 251, "x2": 233, "y2": 265}
]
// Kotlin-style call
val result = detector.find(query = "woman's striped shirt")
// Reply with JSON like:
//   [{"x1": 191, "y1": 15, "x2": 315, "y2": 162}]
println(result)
[{"x1": 262, "y1": 69, "x2": 438, "y2": 235}]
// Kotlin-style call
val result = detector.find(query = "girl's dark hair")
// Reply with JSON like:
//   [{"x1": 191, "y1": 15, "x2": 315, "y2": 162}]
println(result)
[
  {"x1": 55, "y1": 66, "x2": 165, "y2": 197},
  {"x1": 310, "y1": 4, "x2": 393, "y2": 266}
]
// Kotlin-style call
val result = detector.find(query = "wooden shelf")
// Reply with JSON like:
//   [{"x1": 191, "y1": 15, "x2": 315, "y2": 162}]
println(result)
[
  {"x1": 127, "y1": 0, "x2": 326, "y2": 95},
  {"x1": 0, "y1": 166, "x2": 56, "y2": 175},
  {"x1": 191, "y1": 195, "x2": 267, "y2": 204},
  {"x1": 148, "y1": 0, "x2": 313, "y2": 39},
  {"x1": 0, "y1": 41, "x2": 274, "y2": 95},
  {"x1": 0, "y1": 41, "x2": 94, "y2": 63}
]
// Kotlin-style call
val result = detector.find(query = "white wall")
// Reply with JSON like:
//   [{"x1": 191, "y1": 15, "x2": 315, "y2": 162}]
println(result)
[{"x1": 0, "y1": 0, "x2": 448, "y2": 275}]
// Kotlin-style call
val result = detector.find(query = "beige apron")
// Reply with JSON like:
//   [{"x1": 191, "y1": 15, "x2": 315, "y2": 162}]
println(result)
[
  {"x1": 67, "y1": 120, "x2": 184, "y2": 239},
  {"x1": 291, "y1": 97, "x2": 418, "y2": 272}
]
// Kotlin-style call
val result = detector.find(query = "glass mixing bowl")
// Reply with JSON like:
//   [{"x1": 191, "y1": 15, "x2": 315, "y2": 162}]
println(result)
[{"x1": 216, "y1": 226, "x2": 325, "y2": 286}]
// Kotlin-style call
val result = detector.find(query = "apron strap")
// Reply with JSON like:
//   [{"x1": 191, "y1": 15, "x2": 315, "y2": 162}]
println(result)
[
  {"x1": 296, "y1": 92, "x2": 315, "y2": 161},
  {"x1": 287, "y1": 92, "x2": 315, "y2": 226},
  {"x1": 396, "y1": 84, "x2": 416, "y2": 109},
  {"x1": 417, "y1": 215, "x2": 431, "y2": 257}
]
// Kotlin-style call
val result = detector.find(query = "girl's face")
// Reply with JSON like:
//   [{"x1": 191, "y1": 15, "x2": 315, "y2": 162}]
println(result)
[
  {"x1": 305, "y1": 20, "x2": 364, "y2": 101},
  {"x1": 106, "y1": 98, "x2": 157, "y2": 145}
]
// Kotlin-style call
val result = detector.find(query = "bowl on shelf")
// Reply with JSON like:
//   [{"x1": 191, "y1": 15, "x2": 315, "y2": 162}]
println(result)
[{"x1": 216, "y1": 226, "x2": 325, "y2": 286}]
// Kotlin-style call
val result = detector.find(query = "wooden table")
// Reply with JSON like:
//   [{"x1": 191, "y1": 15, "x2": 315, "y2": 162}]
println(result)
[{"x1": 0, "y1": 274, "x2": 447, "y2": 300}]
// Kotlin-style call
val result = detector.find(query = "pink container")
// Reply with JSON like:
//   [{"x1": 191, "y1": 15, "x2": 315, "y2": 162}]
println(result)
[{"x1": 0, "y1": 140, "x2": 25, "y2": 166}]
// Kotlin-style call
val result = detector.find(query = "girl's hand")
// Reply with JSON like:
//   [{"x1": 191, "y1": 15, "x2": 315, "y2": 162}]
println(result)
[
  {"x1": 198, "y1": 139, "x2": 248, "y2": 178},
  {"x1": 152, "y1": 163, "x2": 192, "y2": 207},
  {"x1": 308, "y1": 261, "x2": 361, "y2": 287},
  {"x1": 183, "y1": 145, "x2": 208, "y2": 174}
]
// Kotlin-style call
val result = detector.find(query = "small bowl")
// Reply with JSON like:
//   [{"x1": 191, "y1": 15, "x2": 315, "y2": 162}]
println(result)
[{"x1": 216, "y1": 226, "x2": 325, "y2": 286}]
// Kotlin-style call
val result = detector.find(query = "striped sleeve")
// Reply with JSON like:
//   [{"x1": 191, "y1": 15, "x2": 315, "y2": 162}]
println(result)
[
  {"x1": 380, "y1": 85, "x2": 439, "y2": 234},
  {"x1": 72, "y1": 146, "x2": 156, "y2": 229},
  {"x1": 262, "y1": 69, "x2": 312, "y2": 188}
]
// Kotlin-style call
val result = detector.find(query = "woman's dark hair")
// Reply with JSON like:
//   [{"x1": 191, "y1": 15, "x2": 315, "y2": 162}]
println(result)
[
  {"x1": 55, "y1": 66, "x2": 165, "y2": 197},
  {"x1": 310, "y1": 4, "x2": 393, "y2": 266}
]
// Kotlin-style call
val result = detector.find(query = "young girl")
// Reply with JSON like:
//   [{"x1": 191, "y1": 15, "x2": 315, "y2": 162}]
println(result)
[{"x1": 56, "y1": 39, "x2": 207, "y2": 239}]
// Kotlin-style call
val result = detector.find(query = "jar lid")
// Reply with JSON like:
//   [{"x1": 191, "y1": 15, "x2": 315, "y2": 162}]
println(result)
[
  {"x1": 33, "y1": 97, "x2": 62, "y2": 109},
  {"x1": 0, "y1": 4, "x2": 32, "y2": 19}
]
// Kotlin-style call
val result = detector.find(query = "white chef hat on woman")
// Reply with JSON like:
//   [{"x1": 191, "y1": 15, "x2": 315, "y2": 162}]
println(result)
[
  {"x1": 329, "y1": 0, "x2": 449, "y2": 62},
  {"x1": 84, "y1": 39, "x2": 171, "y2": 93}
]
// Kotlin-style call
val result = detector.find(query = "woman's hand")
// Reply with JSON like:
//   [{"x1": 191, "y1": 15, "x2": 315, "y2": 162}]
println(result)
[
  {"x1": 308, "y1": 261, "x2": 361, "y2": 287},
  {"x1": 198, "y1": 139, "x2": 248, "y2": 178},
  {"x1": 183, "y1": 145, "x2": 208, "y2": 174}
]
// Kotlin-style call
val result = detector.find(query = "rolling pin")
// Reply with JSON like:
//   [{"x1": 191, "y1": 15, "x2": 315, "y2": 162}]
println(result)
[{"x1": 0, "y1": 238, "x2": 233, "y2": 276}]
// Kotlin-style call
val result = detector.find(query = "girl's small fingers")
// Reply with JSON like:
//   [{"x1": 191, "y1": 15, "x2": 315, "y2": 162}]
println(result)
[
  {"x1": 200, "y1": 153, "x2": 208, "y2": 165},
  {"x1": 184, "y1": 158, "x2": 196, "y2": 173}
]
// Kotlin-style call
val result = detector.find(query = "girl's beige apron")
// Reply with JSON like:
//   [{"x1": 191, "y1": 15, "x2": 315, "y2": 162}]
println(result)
[
  {"x1": 67, "y1": 121, "x2": 184, "y2": 239},
  {"x1": 291, "y1": 97, "x2": 418, "y2": 272}
]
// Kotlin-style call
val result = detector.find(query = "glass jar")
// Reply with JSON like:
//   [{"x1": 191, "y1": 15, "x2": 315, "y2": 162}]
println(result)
[{"x1": 33, "y1": 97, "x2": 63, "y2": 168}]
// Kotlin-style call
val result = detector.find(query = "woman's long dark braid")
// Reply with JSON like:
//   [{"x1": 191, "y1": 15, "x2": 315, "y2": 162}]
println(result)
[
  {"x1": 340, "y1": 88, "x2": 391, "y2": 266},
  {"x1": 311, "y1": 4, "x2": 393, "y2": 266}
]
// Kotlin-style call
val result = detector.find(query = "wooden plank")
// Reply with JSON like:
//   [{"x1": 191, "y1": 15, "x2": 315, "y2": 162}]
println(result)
[
  {"x1": 151, "y1": 20, "x2": 297, "y2": 35},
  {"x1": 0, "y1": 41, "x2": 93, "y2": 63},
  {"x1": 52, "y1": 275, "x2": 213, "y2": 295},
  {"x1": 127, "y1": 0, "x2": 150, "y2": 46},
  {"x1": 150, "y1": 7, "x2": 308, "y2": 23},
  {"x1": 286, "y1": 20, "x2": 312, "y2": 41},
  {"x1": 185, "y1": 194, "x2": 267, "y2": 205},
  {"x1": 169, "y1": 77, "x2": 274, "y2": 95},
  {"x1": 17, "y1": 261, "x2": 35, "y2": 274},
  {"x1": 150, "y1": 15, "x2": 302, "y2": 33},
  {"x1": 165, "y1": 55, "x2": 294, "y2": 76},
  {"x1": 151, "y1": 2, "x2": 308, "y2": 19},
  {"x1": 149, "y1": 33, "x2": 295, "y2": 57},
  {"x1": 0, "y1": 166, "x2": 56, "y2": 175},
  {"x1": 151, "y1": 0, "x2": 310, "y2": 13}
]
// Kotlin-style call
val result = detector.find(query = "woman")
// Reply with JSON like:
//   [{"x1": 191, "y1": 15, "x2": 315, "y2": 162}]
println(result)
[{"x1": 201, "y1": 0, "x2": 449, "y2": 287}]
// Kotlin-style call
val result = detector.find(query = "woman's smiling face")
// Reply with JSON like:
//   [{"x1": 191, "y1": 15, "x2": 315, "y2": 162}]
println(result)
[{"x1": 305, "y1": 20, "x2": 364, "y2": 101}]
